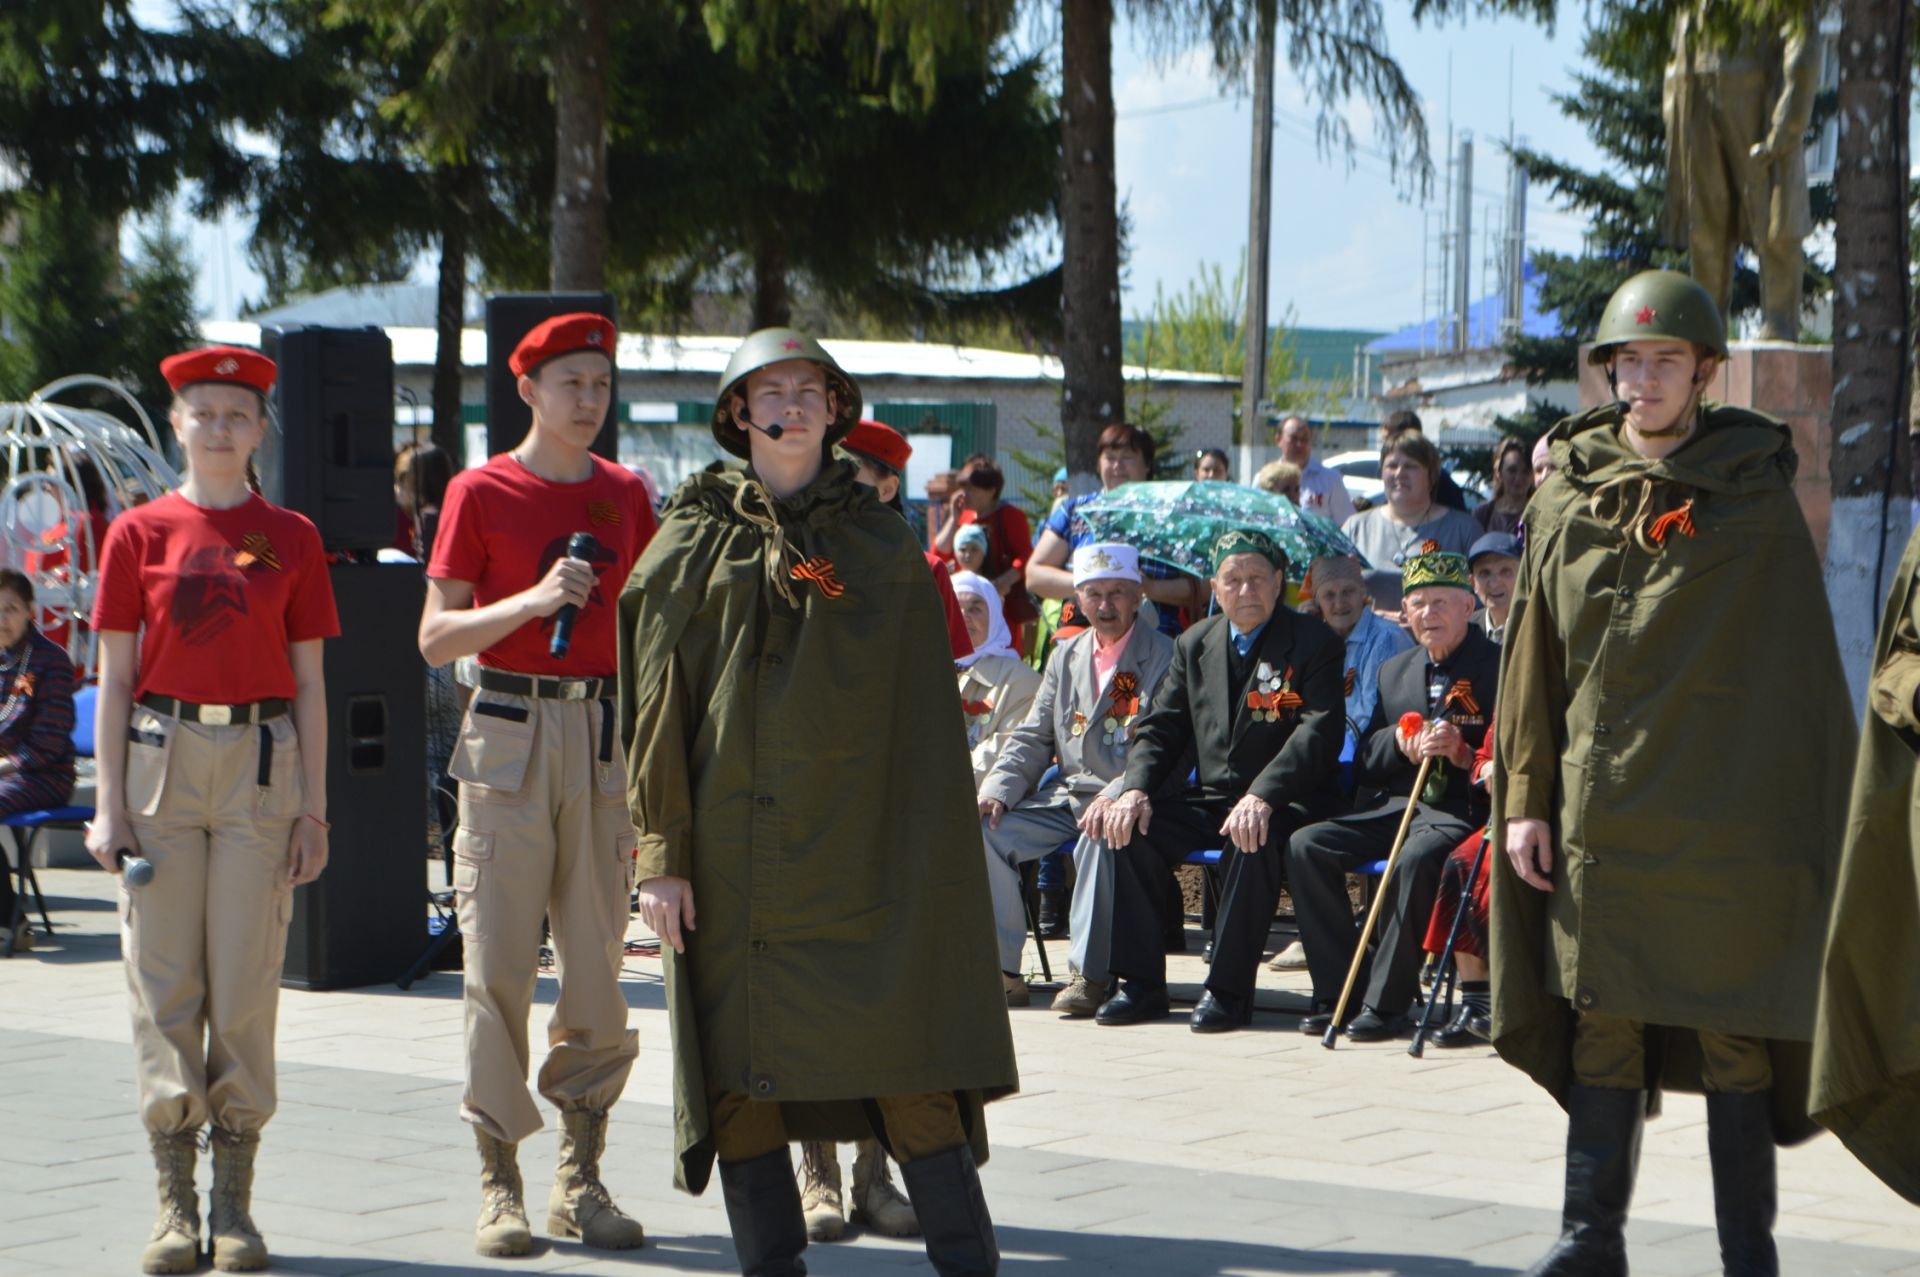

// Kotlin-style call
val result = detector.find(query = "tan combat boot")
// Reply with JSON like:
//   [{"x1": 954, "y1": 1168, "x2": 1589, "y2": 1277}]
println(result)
[
  {"x1": 208, "y1": 1127, "x2": 268, "y2": 1272},
  {"x1": 473, "y1": 1128, "x2": 533, "y2": 1256},
  {"x1": 797, "y1": 1140, "x2": 845, "y2": 1241},
  {"x1": 548, "y1": 1107, "x2": 645, "y2": 1250},
  {"x1": 850, "y1": 1139, "x2": 920, "y2": 1237},
  {"x1": 141, "y1": 1130, "x2": 200, "y2": 1275},
  {"x1": 1050, "y1": 968, "x2": 1106, "y2": 1017}
]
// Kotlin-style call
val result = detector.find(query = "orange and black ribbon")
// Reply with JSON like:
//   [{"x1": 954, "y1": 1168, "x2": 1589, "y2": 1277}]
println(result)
[
  {"x1": 1443, "y1": 680, "x2": 1482, "y2": 718},
  {"x1": 1246, "y1": 688, "x2": 1305, "y2": 715},
  {"x1": 1108, "y1": 671, "x2": 1141, "y2": 717},
  {"x1": 235, "y1": 532, "x2": 282, "y2": 571},
  {"x1": 1646, "y1": 498, "x2": 1696, "y2": 546},
  {"x1": 587, "y1": 499, "x2": 622, "y2": 527},
  {"x1": 789, "y1": 556, "x2": 846, "y2": 599}
]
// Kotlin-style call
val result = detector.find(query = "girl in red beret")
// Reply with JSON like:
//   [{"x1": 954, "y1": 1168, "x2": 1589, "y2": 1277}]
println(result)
[
  {"x1": 416, "y1": 312, "x2": 658, "y2": 1258},
  {"x1": 86, "y1": 345, "x2": 340, "y2": 1274}
]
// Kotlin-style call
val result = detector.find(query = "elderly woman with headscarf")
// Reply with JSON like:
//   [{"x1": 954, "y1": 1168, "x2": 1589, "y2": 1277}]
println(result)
[{"x1": 950, "y1": 571, "x2": 1041, "y2": 786}]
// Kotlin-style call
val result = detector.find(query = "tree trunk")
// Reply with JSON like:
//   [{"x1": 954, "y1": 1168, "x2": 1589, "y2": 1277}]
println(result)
[
  {"x1": 549, "y1": 0, "x2": 610, "y2": 291},
  {"x1": 1825, "y1": 0, "x2": 1913, "y2": 711},
  {"x1": 753, "y1": 235, "x2": 792, "y2": 329},
  {"x1": 1059, "y1": 0, "x2": 1125, "y2": 484},
  {"x1": 431, "y1": 170, "x2": 470, "y2": 464}
]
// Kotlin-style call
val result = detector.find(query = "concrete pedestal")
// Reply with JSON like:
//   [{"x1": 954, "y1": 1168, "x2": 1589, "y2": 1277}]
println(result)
[{"x1": 1578, "y1": 341, "x2": 1834, "y2": 557}]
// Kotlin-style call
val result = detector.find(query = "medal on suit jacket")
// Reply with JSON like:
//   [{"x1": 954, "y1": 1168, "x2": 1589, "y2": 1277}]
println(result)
[
  {"x1": 1246, "y1": 662, "x2": 1304, "y2": 723},
  {"x1": 1102, "y1": 672, "x2": 1143, "y2": 746},
  {"x1": 961, "y1": 696, "x2": 994, "y2": 747}
]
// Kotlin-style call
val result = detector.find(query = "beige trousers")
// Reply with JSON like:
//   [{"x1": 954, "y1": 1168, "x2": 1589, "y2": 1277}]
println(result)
[
  {"x1": 451, "y1": 688, "x2": 638, "y2": 1143},
  {"x1": 121, "y1": 707, "x2": 303, "y2": 1136}
]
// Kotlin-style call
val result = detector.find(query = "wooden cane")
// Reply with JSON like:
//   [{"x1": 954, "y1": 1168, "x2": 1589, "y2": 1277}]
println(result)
[{"x1": 1322, "y1": 753, "x2": 1436, "y2": 1049}]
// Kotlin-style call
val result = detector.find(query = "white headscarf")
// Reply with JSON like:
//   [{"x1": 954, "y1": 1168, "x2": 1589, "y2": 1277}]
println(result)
[{"x1": 949, "y1": 570, "x2": 1018, "y2": 669}]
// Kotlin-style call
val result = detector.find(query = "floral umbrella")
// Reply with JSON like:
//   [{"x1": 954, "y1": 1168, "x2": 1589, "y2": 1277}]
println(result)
[{"x1": 1075, "y1": 480, "x2": 1365, "y2": 581}]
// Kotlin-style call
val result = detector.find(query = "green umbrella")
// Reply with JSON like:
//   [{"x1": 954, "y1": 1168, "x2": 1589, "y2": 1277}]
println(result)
[{"x1": 1075, "y1": 480, "x2": 1365, "y2": 581}]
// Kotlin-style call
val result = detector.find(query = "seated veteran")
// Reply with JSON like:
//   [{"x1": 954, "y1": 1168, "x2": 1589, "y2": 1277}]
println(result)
[
  {"x1": 977, "y1": 544, "x2": 1175, "y2": 1013},
  {"x1": 1308, "y1": 554, "x2": 1413, "y2": 746},
  {"x1": 1467, "y1": 531, "x2": 1520, "y2": 643},
  {"x1": 1287, "y1": 550, "x2": 1498, "y2": 1042},
  {"x1": 950, "y1": 570, "x2": 1041, "y2": 786},
  {"x1": 1086, "y1": 529, "x2": 1345, "y2": 1033}
]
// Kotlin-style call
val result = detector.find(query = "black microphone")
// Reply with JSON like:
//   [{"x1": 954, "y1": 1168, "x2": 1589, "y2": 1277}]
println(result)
[
  {"x1": 745, "y1": 419, "x2": 785, "y2": 441},
  {"x1": 549, "y1": 532, "x2": 600, "y2": 659}
]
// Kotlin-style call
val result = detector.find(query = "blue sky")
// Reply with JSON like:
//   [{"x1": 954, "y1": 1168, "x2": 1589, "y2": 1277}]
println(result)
[{"x1": 151, "y1": 5, "x2": 1605, "y2": 334}]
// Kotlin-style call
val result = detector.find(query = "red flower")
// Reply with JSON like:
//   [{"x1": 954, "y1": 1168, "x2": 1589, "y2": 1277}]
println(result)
[{"x1": 1399, "y1": 711, "x2": 1425, "y2": 738}]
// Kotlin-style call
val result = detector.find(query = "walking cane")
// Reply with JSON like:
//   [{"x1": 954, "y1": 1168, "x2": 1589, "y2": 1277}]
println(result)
[
  {"x1": 1409, "y1": 834, "x2": 1488, "y2": 1058},
  {"x1": 1323, "y1": 712, "x2": 1434, "y2": 1050}
]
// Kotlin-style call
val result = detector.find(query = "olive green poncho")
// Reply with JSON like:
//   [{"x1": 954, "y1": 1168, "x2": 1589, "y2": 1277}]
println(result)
[
  {"x1": 1810, "y1": 523, "x2": 1920, "y2": 1202},
  {"x1": 617, "y1": 461, "x2": 1019, "y2": 1195},
  {"x1": 1491, "y1": 403, "x2": 1854, "y2": 1141}
]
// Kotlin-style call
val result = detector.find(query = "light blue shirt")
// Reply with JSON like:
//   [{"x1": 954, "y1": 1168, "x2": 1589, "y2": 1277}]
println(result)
[
  {"x1": 1228, "y1": 619, "x2": 1269, "y2": 659},
  {"x1": 1344, "y1": 608, "x2": 1414, "y2": 743}
]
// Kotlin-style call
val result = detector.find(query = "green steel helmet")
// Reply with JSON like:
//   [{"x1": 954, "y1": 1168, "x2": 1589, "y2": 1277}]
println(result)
[
  {"x1": 710, "y1": 328, "x2": 863, "y2": 459},
  {"x1": 1588, "y1": 269, "x2": 1729, "y2": 365}
]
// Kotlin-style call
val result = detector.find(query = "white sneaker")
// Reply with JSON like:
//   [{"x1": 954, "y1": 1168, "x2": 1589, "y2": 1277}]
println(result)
[
  {"x1": 1, "y1": 924, "x2": 35, "y2": 953},
  {"x1": 1267, "y1": 939, "x2": 1307, "y2": 970}
]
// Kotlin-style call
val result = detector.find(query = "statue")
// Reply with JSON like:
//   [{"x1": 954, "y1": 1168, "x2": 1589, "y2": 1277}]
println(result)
[{"x1": 1662, "y1": 3, "x2": 1819, "y2": 341}]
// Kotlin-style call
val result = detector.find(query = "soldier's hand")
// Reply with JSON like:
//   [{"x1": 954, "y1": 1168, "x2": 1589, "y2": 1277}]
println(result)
[
  {"x1": 1103, "y1": 790, "x2": 1152, "y2": 848},
  {"x1": 1077, "y1": 794, "x2": 1113, "y2": 835},
  {"x1": 525, "y1": 556, "x2": 595, "y2": 619},
  {"x1": 979, "y1": 797, "x2": 1007, "y2": 829},
  {"x1": 638, "y1": 875, "x2": 696, "y2": 954},
  {"x1": 1505, "y1": 818, "x2": 1555, "y2": 893},
  {"x1": 1219, "y1": 794, "x2": 1271, "y2": 854}
]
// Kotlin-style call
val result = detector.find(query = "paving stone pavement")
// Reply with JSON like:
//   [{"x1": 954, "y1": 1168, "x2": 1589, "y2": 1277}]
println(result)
[{"x1": 3, "y1": 867, "x2": 1915, "y2": 1276}]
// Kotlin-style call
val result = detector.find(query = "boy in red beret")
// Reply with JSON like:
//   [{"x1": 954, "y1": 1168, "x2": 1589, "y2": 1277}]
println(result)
[{"x1": 416, "y1": 313, "x2": 658, "y2": 1256}]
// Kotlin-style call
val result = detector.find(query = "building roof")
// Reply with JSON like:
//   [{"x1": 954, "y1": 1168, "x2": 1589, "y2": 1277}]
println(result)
[
  {"x1": 199, "y1": 321, "x2": 1236, "y2": 386},
  {"x1": 1365, "y1": 260, "x2": 1563, "y2": 356},
  {"x1": 246, "y1": 282, "x2": 450, "y2": 329},
  {"x1": 1286, "y1": 328, "x2": 1388, "y2": 381}
]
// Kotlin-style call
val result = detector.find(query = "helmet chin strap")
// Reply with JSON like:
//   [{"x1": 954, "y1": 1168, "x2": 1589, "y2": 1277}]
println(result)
[{"x1": 1620, "y1": 365, "x2": 1709, "y2": 441}]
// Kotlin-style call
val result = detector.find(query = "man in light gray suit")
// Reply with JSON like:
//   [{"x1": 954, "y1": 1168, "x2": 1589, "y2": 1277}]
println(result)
[{"x1": 978, "y1": 543, "x2": 1177, "y2": 1014}]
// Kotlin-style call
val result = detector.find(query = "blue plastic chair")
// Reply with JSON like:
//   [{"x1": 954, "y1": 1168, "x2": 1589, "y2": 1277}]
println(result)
[{"x1": 4, "y1": 682, "x2": 97, "y2": 957}]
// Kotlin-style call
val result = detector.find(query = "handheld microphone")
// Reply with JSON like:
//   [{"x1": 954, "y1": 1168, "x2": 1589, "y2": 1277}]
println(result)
[
  {"x1": 549, "y1": 532, "x2": 600, "y2": 659},
  {"x1": 117, "y1": 848, "x2": 154, "y2": 889}
]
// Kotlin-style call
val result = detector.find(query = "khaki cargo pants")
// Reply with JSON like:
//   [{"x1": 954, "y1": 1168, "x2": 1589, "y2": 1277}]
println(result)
[
  {"x1": 450, "y1": 686, "x2": 638, "y2": 1143},
  {"x1": 121, "y1": 707, "x2": 303, "y2": 1136}
]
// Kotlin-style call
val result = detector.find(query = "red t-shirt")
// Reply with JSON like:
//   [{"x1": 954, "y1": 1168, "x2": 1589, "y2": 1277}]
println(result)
[
  {"x1": 428, "y1": 453, "x2": 658, "y2": 677},
  {"x1": 92, "y1": 493, "x2": 341, "y2": 702}
]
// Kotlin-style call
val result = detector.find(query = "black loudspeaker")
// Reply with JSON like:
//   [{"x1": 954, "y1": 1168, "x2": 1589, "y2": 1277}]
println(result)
[
  {"x1": 484, "y1": 292, "x2": 619, "y2": 461},
  {"x1": 281, "y1": 563, "x2": 428, "y2": 991},
  {"x1": 258, "y1": 325, "x2": 397, "y2": 553}
]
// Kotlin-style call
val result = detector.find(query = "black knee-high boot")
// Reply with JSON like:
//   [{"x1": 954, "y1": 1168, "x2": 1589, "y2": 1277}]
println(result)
[
  {"x1": 1705, "y1": 1091, "x2": 1778, "y2": 1276},
  {"x1": 896, "y1": 1143, "x2": 999, "y2": 1276},
  {"x1": 1524, "y1": 1085, "x2": 1644, "y2": 1277},
  {"x1": 718, "y1": 1148, "x2": 808, "y2": 1277}
]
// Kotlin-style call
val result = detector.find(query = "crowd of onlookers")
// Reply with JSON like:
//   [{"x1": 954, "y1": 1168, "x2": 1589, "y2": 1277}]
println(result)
[{"x1": 922, "y1": 411, "x2": 1551, "y2": 1044}]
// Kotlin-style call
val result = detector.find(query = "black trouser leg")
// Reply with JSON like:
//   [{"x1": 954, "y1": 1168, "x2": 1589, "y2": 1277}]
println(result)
[
  {"x1": 1524, "y1": 1084, "x2": 1642, "y2": 1277},
  {"x1": 1706, "y1": 1091, "x2": 1778, "y2": 1277},
  {"x1": 1286, "y1": 813, "x2": 1391, "y2": 1005},
  {"x1": 1203, "y1": 812, "x2": 1298, "y2": 1002},
  {"x1": 1105, "y1": 799, "x2": 1217, "y2": 989},
  {"x1": 718, "y1": 1149, "x2": 809, "y2": 1276},
  {"x1": 1362, "y1": 824, "x2": 1466, "y2": 1015}
]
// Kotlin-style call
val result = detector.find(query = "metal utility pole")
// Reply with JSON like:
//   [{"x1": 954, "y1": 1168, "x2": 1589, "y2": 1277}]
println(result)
[
  {"x1": 1453, "y1": 132, "x2": 1474, "y2": 353},
  {"x1": 1502, "y1": 138, "x2": 1528, "y2": 340},
  {"x1": 1239, "y1": 0, "x2": 1276, "y2": 480}
]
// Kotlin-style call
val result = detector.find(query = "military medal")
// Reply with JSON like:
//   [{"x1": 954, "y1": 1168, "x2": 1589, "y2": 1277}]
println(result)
[{"x1": 1071, "y1": 711, "x2": 1088, "y2": 737}]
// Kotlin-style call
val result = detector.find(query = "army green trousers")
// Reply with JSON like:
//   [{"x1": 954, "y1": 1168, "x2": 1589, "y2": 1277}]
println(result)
[
  {"x1": 1574, "y1": 1011, "x2": 1773, "y2": 1094},
  {"x1": 709, "y1": 1088, "x2": 966, "y2": 1166}
]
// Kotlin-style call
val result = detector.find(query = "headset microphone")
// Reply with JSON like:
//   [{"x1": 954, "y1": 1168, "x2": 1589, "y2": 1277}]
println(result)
[{"x1": 747, "y1": 420, "x2": 786, "y2": 441}]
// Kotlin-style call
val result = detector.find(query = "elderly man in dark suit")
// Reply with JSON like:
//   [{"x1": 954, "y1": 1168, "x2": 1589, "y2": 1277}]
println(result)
[
  {"x1": 979, "y1": 543, "x2": 1177, "y2": 1014},
  {"x1": 1087, "y1": 528, "x2": 1345, "y2": 1033},
  {"x1": 1288, "y1": 550, "x2": 1499, "y2": 1042}
]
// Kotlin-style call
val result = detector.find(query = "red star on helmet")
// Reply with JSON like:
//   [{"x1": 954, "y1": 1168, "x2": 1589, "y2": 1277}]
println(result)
[
  {"x1": 1635, "y1": 305, "x2": 1658, "y2": 325},
  {"x1": 783, "y1": 338, "x2": 803, "y2": 350}
]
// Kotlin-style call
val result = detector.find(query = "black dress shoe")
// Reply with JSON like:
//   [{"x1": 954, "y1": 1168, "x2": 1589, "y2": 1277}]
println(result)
[
  {"x1": 1299, "y1": 1002, "x2": 1358, "y2": 1035},
  {"x1": 1190, "y1": 990, "x2": 1253, "y2": 1033},
  {"x1": 1433, "y1": 1003, "x2": 1492, "y2": 1048},
  {"x1": 1094, "y1": 980, "x2": 1171, "y2": 1026},
  {"x1": 1345, "y1": 1008, "x2": 1411, "y2": 1042}
]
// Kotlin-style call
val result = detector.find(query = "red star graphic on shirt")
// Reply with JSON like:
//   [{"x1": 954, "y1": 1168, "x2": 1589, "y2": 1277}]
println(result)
[
  {"x1": 1635, "y1": 305, "x2": 1657, "y2": 325},
  {"x1": 782, "y1": 338, "x2": 803, "y2": 350}
]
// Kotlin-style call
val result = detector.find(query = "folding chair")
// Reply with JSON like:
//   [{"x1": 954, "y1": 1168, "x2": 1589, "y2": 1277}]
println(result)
[
  {"x1": 396, "y1": 780, "x2": 462, "y2": 989},
  {"x1": 1409, "y1": 831, "x2": 1488, "y2": 1058},
  {"x1": 3, "y1": 683, "x2": 98, "y2": 957}
]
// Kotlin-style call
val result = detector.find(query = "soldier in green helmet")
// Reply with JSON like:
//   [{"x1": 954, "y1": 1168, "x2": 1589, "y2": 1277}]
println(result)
[
  {"x1": 1489, "y1": 270, "x2": 1854, "y2": 1275},
  {"x1": 617, "y1": 328, "x2": 1017, "y2": 1275}
]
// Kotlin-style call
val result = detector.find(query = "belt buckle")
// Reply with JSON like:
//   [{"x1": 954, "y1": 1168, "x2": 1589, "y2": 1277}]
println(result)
[
  {"x1": 200, "y1": 704, "x2": 234, "y2": 727},
  {"x1": 559, "y1": 680, "x2": 589, "y2": 701}
]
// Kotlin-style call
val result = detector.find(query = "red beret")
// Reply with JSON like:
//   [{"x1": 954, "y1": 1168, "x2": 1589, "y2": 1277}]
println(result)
[
  {"x1": 509, "y1": 312, "x2": 617, "y2": 376},
  {"x1": 160, "y1": 345, "x2": 276, "y2": 395},
  {"x1": 843, "y1": 419, "x2": 912, "y2": 473}
]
